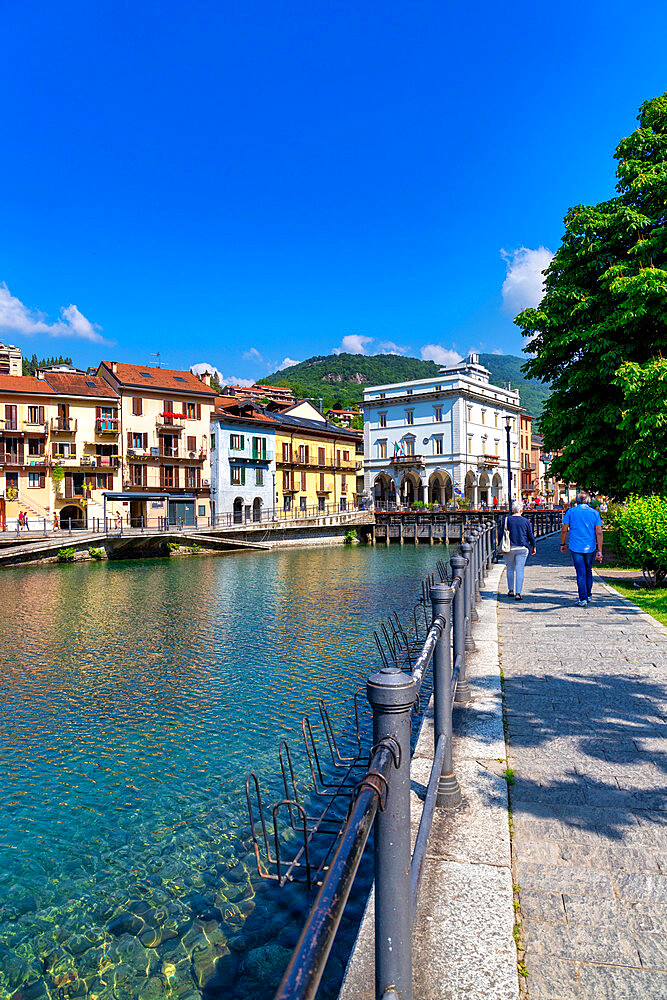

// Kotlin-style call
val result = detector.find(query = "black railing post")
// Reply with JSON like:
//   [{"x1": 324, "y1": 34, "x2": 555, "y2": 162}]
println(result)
[
  {"x1": 431, "y1": 584, "x2": 461, "y2": 808},
  {"x1": 366, "y1": 663, "x2": 415, "y2": 1000},
  {"x1": 464, "y1": 532, "x2": 479, "y2": 621},
  {"x1": 460, "y1": 537, "x2": 476, "y2": 649}
]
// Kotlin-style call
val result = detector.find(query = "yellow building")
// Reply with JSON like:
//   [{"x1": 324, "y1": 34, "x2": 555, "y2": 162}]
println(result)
[
  {"x1": 0, "y1": 375, "x2": 54, "y2": 530},
  {"x1": 274, "y1": 401, "x2": 360, "y2": 513},
  {"x1": 38, "y1": 371, "x2": 122, "y2": 528}
]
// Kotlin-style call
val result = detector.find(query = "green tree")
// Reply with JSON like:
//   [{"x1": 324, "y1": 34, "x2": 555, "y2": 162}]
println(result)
[
  {"x1": 517, "y1": 93, "x2": 667, "y2": 496},
  {"x1": 614, "y1": 358, "x2": 667, "y2": 494}
]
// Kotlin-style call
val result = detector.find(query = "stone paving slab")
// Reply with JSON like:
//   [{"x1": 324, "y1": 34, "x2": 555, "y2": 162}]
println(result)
[{"x1": 498, "y1": 535, "x2": 667, "y2": 1000}]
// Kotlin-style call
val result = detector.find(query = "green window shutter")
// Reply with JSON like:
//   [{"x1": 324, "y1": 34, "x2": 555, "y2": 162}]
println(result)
[
  {"x1": 240, "y1": 435, "x2": 244, "y2": 449},
  {"x1": 230, "y1": 434, "x2": 234, "y2": 448},
  {"x1": 241, "y1": 466, "x2": 245, "y2": 485}
]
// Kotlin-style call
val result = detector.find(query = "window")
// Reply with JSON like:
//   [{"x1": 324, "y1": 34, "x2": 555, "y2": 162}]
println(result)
[
  {"x1": 318, "y1": 446, "x2": 326, "y2": 465},
  {"x1": 97, "y1": 473, "x2": 110, "y2": 489},
  {"x1": 282, "y1": 470, "x2": 294, "y2": 490},
  {"x1": 85, "y1": 380, "x2": 97, "y2": 389},
  {"x1": 300, "y1": 471, "x2": 307, "y2": 491},
  {"x1": 130, "y1": 464, "x2": 145, "y2": 486},
  {"x1": 434, "y1": 406, "x2": 442, "y2": 422},
  {"x1": 467, "y1": 437, "x2": 472, "y2": 454},
  {"x1": 405, "y1": 410, "x2": 414, "y2": 426},
  {"x1": 336, "y1": 450, "x2": 341, "y2": 467},
  {"x1": 495, "y1": 440, "x2": 499, "y2": 455},
  {"x1": 434, "y1": 436, "x2": 443, "y2": 455},
  {"x1": 186, "y1": 402, "x2": 196, "y2": 419},
  {"x1": 187, "y1": 436, "x2": 197, "y2": 452},
  {"x1": 379, "y1": 392, "x2": 386, "y2": 399},
  {"x1": 28, "y1": 472, "x2": 42, "y2": 488},
  {"x1": 319, "y1": 473, "x2": 325, "y2": 491},
  {"x1": 6, "y1": 472, "x2": 18, "y2": 492},
  {"x1": 467, "y1": 406, "x2": 472, "y2": 421},
  {"x1": 27, "y1": 405, "x2": 44, "y2": 424},
  {"x1": 379, "y1": 412, "x2": 387, "y2": 428},
  {"x1": 230, "y1": 434, "x2": 244, "y2": 450},
  {"x1": 256, "y1": 468, "x2": 264, "y2": 486},
  {"x1": 132, "y1": 397, "x2": 143, "y2": 416},
  {"x1": 140, "y1": 372, "x2": 154, "y2": 379},
  {"x1": 341, "y1": 475, "x2": 347, "y2": 493},
  {"x1": 4, "y1": 405, "x2": 17, "y2": 430},
  {"x1": 162, "y1": 465, "x2": 175, "y2": 488},
  {"x1": 231, "y1": 465, "x2": 245, "y2": 485},
  {"x1": 343, "y1": 449, "x2": 349, "y2": 462},
  {"x1": 131, "y1": 432, "x2": 144, "y2": 449},
  {"x1": 282, "y1": 442, "x2": 292, "y2": 462},
  {"x1": 300, "y1": 496, "x2": 307, "y2": 511},
  {"x1": 481, "y1": 439, "x2": 486, "y2": 455},
  {"x1": 378, "y1": 441, "x2": 387, "y2": 460},
  {"x1": 254, "y1": 437, "x2": 267, "y2": 460},
  {"x1": 185, "y1": 467, "x2": 200, "y2": 489},
  {"x1": 174, "y1": 376, "x2": 186, "y2": 383},
  {"x1": 28, "y1": 438, "x2": 43, "y2": 456},
  {"x1": 52, "y1": 442, "x2": 74, "y2": 458},
  {"x1": 435, "y1": 384, "x2": 442, "y2": 392},
  {"x1": 211, "y1": 433, "x2": 216, "y2": 449},
  {"x1": 494, "y1": 413, "x2": 498, "y2": 427},
  {"x1": 406, "y1": 388, "x2": 413, "y2": 396},
  {"x1": 481, "y1": 410, "x2": 486, "y2": 424}
]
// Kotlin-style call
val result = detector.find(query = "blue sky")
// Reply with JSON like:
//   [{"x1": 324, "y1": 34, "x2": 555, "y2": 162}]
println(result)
[{"x1": 1, "y1": 1, "x2": 666, "y2": 383}]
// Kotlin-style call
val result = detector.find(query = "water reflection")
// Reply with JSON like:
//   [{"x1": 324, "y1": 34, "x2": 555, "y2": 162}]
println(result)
[{"x1": 0, "y1": 544, "x2": 443, "y2": 999}]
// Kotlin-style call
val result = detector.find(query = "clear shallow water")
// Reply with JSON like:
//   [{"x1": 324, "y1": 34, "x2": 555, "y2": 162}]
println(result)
[{"x1": 0, "y1": 544, "x2": 442, "y2": 1000}]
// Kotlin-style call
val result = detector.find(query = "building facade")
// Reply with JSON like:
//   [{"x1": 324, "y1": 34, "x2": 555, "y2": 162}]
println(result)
[
  {"x1": 97, "y1": 362, "x2": 217, "y2": 526},
  {"x1": 222, "y1": 383, "x2": 295, "y2": 407},
  {"x1": 0, "y1": 343, "x2": 22, "y2": 376},
  {"x1": 210, "y1": 405, "x2": 276, "y2": 523},
  {"x1": 273, "y1": 402, "x2": 359, "y2": 513},
  {"x1": 0, "y1": 376, "x2": 54, "y2": 529},
  {"x1": 362, "y1": 353, "x2": 521, "y2": 508}
]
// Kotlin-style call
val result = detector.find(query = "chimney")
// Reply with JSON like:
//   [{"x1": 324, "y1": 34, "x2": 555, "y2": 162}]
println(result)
[
  {"x1": 201, "y1": 372, "x2": 212, "y2": 387},
  {"x1": 111, "y1": 362, "x2": 117, "y2": 375}
]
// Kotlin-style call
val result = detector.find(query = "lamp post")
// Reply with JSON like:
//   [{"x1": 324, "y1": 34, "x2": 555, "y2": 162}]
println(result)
[{"x1": 505, "y1": 419, "x2": 512, "y2": 511}]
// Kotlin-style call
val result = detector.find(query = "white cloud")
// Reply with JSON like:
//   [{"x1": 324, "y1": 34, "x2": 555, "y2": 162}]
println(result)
[
  {"x1": 0, "y1": 282, "x2": 110, "y2": 344},
  {"x1": 500, "y1": 246, "x2": 553, "y2": 315},
  {"x1": 190, "y1": 362, "x2": 254, "y2": 388},
  {"x1": 420, "y1": 344, "x2": 463, "y2": 367},
  {"x1": 243, "y1": 347, "x2": 263, "y2": 362},
  {"x1": 333, "y1": 334, "x2": 373, "y2": 355},
  {"x1": 378, "y1": 341, "x2": 409, "y2": 355},
  {"x1": 492, "y1": 347, "x2": 504, "y2": 355},
  {"x1": 277, "y1": 357, "x2": 299, "y2": 371}
]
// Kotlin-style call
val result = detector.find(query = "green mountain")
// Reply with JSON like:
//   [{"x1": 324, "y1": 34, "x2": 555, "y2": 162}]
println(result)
[{"x1": 260, "y1": 352, "x2": 550, "y2": 418}]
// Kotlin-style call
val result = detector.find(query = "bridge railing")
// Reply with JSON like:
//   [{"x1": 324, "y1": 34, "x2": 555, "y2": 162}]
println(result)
[{"x1": 211, "y1": 502, "x2": 366, "y2": 529}]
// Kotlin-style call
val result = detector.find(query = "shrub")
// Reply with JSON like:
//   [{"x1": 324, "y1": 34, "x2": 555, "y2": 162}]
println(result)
[
  {"x1": 190, "y1": 543, "x2": 202, "y2": 553},
  {"x1": 410, "y1": 501, "x2": 427, "y2": 510},
  {"x1": 88, "y1": 547, "x2": 104, "y2": 560},
  {"x1": 344, "y1": 529, "x2": 358, "y2": 544},
  {"x1": 57, "y1": 547, "x2": 77, "y2": 563},
  {"x1": 167, "y1": 542, "x2": 180, "y2": 552},
  {"x1": 615, "y1": 495, "x2": 667, "y2": 587}
]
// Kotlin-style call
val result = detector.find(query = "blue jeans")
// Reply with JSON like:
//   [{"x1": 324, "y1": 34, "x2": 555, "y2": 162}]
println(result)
[
  {"x1": 571, "y1": 550, "x2": 595, "y2": 601},
  {"x1": 506, "y1": 546, "x2": 528, "y2": 594}
]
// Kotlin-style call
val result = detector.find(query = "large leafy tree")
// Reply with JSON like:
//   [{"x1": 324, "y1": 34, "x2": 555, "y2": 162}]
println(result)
[
  {"x1": 614, "y1": 358, "x2": 667, "y2": 494},
  {"x1": 517, "y1": 93, "x2": 667, "y2": 496}
]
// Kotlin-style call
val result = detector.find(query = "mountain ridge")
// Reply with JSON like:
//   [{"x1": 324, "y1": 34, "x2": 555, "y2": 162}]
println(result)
[{"x1": 259, "y1": 352, "x2": 549, "y2": 418}]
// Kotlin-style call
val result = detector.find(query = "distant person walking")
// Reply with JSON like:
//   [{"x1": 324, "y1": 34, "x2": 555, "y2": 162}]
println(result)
[
  {"x1": 560, "y1": 492, "x2": 603, "y2": 606},
  {"x1": 503, "y1": 500, "x2": 537, "y2": 601}
]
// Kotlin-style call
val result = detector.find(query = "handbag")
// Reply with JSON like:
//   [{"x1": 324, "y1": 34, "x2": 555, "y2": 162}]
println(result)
[{"x1": 500, "y1": 517, "x2": 511, "y2": 554}]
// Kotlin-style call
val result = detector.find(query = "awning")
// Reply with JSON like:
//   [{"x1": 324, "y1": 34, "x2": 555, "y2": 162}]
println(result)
[{"x1": 102, "y1": 492, "x2": 197, "y2": 501}]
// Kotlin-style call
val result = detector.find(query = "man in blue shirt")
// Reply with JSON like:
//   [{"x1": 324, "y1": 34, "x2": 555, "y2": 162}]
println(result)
[{"x1": 560, "y1": 493, "x2": 603, "y2": 606}]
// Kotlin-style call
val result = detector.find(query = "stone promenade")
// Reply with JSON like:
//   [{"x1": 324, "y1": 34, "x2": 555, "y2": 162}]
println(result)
[{"x1": 499, "y1": 535, "x2": 667, "y2": 999}]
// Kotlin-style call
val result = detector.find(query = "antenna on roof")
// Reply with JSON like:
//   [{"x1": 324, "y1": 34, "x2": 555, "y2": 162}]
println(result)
[{"x1": 151, "y1": 352, "x2": 161, "y2": 368}]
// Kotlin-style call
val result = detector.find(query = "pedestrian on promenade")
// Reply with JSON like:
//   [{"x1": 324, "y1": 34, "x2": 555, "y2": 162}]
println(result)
[
  {"x1": 560, "y1": 492, "x2": 603, "y2": 606},
  {"x1": 24, "y1": 513, "x2": 29, "y2": 531},
  {"x1": 52, "y1": 512, "x2": 59, "y2": 532},
  {"x1": 503, "y1": 500, "x2": 537, "y2": 601}
]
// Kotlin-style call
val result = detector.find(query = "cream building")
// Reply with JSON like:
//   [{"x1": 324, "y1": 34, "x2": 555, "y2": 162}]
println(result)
[{"x1": 97, "y1": 362, "x2": 217, "y2": 526}]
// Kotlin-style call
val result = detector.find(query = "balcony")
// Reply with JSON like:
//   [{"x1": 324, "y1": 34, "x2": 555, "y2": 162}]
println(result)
[
  {"x1": 22, "y1": 420, "x2": 48, "y2": 434},
  {"x1": 95, "y1": 417, "x2": 120, "y2": 435},
  {"x1": 50, "y1": 417, "x2": 77, "y2": 434},
  {"x1": 390, "y1": 454, "x2": 424, "y2": 467},
  {"x1": 277, "y1": 454, "x2": 357, "y2": 471},
  {"x1": 229, "y1": 450, "x2": 274, "y2": 464},
  {"x1": 477, "y1": 455, "x2": 500, "y2": 467},
  {"x1": 156, "y1": 413, "x2": 185, "y2": 433},
  {"x1": 1, "y1": 452, "x2": 23, "y2": 465},
  {"x1": 25, "y1": 456, "x2": 47, "y2": 466}
]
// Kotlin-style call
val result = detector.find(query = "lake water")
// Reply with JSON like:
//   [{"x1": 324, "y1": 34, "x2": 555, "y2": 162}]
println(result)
[{"x1": 0, "y1": 543, "x2": 443, "y2": 1000}]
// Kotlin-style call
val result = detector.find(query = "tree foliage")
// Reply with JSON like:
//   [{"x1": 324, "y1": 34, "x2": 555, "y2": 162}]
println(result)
[
  {"x1": 615, "y1": 495, "x2": 667, "y2": 587},
  {"x1": 517, "y1": 93, "x2": 667, "y2": 496},
  {"x1": 614, "y1": 358, "x2": 667, "y2": 494},
  {"x1": 22, "y1": 354, "x2": 73, "y2": 376}
]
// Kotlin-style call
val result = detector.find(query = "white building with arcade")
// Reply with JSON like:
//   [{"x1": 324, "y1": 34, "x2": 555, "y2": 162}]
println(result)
[{"x1": 362, "y1": 353, "x2": 522, "y2": 508}]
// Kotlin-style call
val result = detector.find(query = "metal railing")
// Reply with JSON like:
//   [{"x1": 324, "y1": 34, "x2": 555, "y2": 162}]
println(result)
[
  {"x1": 248, "y1": 510, "x2": 561, "y2": 1000},
  {"x1": 211, "y1": 502, "x2": 365, "y2": 527}
]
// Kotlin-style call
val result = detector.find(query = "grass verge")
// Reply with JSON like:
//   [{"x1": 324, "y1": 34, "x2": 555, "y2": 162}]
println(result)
[{"x1": 600, "y1": 578, "x2": 667, "y2": 626}]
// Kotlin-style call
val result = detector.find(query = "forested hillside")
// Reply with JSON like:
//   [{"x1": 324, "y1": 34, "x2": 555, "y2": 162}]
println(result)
[{"x1": 260, "y1": 352, "x2": 549, "y2": 418}]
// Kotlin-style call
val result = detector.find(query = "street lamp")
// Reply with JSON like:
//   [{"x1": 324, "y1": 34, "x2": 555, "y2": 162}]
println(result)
[{"x1": 505, "y1": 419, "x2": 512, "y2": 511}]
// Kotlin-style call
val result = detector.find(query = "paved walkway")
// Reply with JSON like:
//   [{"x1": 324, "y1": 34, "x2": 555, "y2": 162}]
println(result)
[{"x1": 498, "y1": 535, "x2": 667, "y2": 999}]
